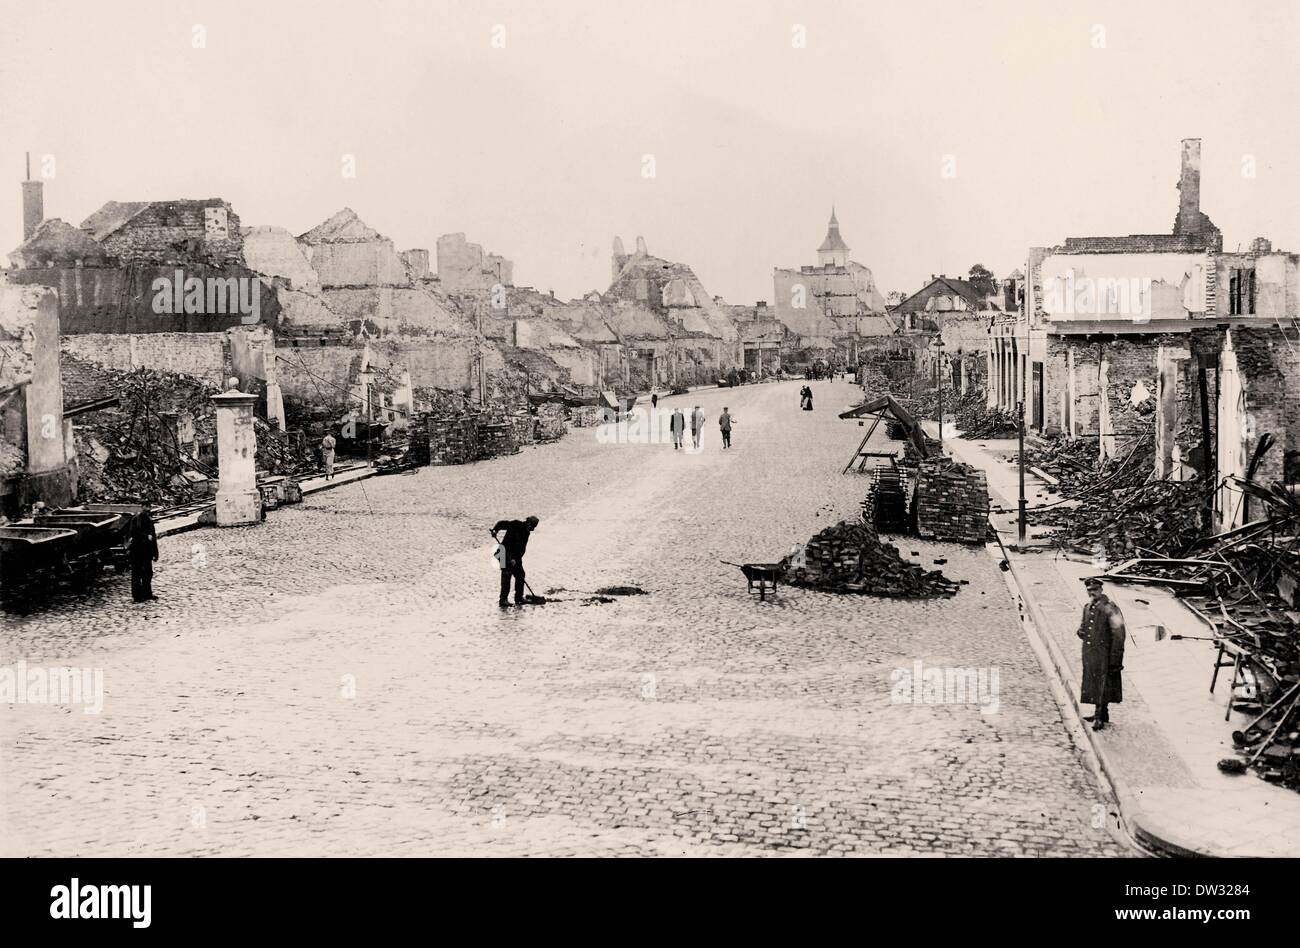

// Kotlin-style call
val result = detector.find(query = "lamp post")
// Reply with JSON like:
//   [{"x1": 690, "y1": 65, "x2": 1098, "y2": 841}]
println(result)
[{"x1": 360, "y1": 366, "x2": 375, "y2": 468}]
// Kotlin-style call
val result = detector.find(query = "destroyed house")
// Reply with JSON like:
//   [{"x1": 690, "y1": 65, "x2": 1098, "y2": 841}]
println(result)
[
  {"x1": 79, "y1": 199, "x2": 244, "y2": 268},
  {"x1": 1003, "y1": 139, "x2": 1300, "y2": 534}
]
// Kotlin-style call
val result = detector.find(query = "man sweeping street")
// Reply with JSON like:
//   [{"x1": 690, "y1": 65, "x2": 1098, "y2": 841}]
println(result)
[
  {"x1": 1077, "y1": 577, "x2": 1126, "y2": 730},
  {"x1": 491, "y1": 515, "x2": 540, "y2": 608}
]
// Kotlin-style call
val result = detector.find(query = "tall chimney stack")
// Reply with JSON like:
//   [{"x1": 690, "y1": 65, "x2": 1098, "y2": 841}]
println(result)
[
  {"x1": 21, "y1": 152, "x2": 44, "y2": 241},
  {"x1": 1174, "y1": 139, "x2": 1201, "y2": 232},
  {"x1": 1173, "y1": 138, "x2": 1218, "y2": 241}
]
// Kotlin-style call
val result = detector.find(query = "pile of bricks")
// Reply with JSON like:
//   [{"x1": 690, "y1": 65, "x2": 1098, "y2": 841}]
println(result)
[
  {"x1": 428, "y1": 410, "x2": 530, "y2": 465},
  {"x1": 786, "y1": 519, "x2": 960, "y2": 598},
  {"x1": 428, "y1": 413, "x2": 481, "y2": 465},
  {"x1": 479, "y1": 420, "x2": 519, "y2": 458},
  {"x1": 505, "y1": 412, "x2": 535, "y2": 448},
  {"x1": 912, "y1": 458, "x2": 990, "y2": 544}
]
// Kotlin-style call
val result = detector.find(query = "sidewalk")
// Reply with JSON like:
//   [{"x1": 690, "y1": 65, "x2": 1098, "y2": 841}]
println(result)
[
  {"x1": 155, "y1": 462, "x2": 375, "y2": 538},
  {"x1": 927, "y1": 423, "x2": 1300, "y2": 857}
]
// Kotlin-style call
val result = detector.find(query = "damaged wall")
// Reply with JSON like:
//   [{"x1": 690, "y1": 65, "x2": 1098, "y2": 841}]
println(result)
[{"x1": 60, "y1": 332, "x2": 231, "y2": 385}]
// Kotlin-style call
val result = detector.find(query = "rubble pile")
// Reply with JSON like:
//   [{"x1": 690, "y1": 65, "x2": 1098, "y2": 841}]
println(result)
[
  {"x1": 1021, "y1": 436, "x2": 1098, "y2": 493},
  {"x1": 374, "y1": 415, "x2": 432, "y2": 474},
  {"x1": 905, "y1": 389, "x2": 1019, "y2": 440},
  {"x1": 913, "y1": 458, "x2": 991, "y2": 544},
  {"x1": 534, "y1": 403, "x2": 570, "y2": 442},
  {"x1": 254, "y1": 418, "x2": 317, "y2": 477},
  {"x1": 1029, "y1": 479, "x2": 1203, "y2": 561},
  {"x1": 1019, "y1": 430, "x2": 1186, "y2": 560},
  {"x1": 785, "y1": 519, "x2": 960, "y2": 598},
  {"x1": 67, "y1": 358, "x2": 318, "y2": 504},
  {"x1": 1024, "y1": 434, "x2": 1155, "y2": 497},
  {"x1": 64, "y1": 359, "x2": 217, "y2": 505},
  {"x1": 959, "y1": 406, "x2": 1020, "y2": 440},
  {"x1": 856, "y1": 362, "x2": 894, "y2": 399}
]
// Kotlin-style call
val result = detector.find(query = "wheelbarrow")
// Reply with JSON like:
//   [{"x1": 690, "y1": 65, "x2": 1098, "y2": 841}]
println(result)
[{"x1": 721, "y1": 560, "x2": 785, "y2": 602}]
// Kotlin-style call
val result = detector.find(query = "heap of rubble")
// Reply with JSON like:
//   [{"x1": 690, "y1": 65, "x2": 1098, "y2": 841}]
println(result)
[
  {"x1": 1021, "y1": 431, "x2": 1196, "y2": 560},
  {"x1": 785, "y1": 519, "x2": 960, "y2": 598},
  {"x1": 1031, "y1": 479, "x2": 1203, "y2": 561},
  {"x1": 534, "y1": 403, "x2": 569, "y2": 442},
  {"x1": 66, "y1": 357, "x2": 315, "y2": 505},
  {"x1": 904, "y1": 390, "x2": 1018, "y2": 440}
]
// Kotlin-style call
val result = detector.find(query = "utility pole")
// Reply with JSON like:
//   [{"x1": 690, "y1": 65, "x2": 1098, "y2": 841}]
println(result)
[
  {"x1": 1017, "y1": 398, "x2": 1027, "y2": 544},
  {"x1": 359, "y1": 366, "x2": 374, "y2": 469}
]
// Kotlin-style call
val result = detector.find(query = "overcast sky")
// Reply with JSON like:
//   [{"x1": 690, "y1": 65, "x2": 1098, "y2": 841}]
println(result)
[{"x1": 3, "y1": 0, "x2": 1299, "y2": 302}]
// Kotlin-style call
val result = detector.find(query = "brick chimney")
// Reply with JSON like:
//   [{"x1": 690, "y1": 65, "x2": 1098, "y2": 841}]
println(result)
[
  {"x1": 21, "y1": 152, "x2": 43, "y2": 241},
  {"x1": 1174, "y1": 138, "x2": 1218, "y2": 238}
]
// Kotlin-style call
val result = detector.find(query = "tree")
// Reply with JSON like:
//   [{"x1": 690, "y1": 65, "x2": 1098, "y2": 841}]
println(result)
[{"x1": 968, "y1": 264, "x2": 996, "y2": 298}]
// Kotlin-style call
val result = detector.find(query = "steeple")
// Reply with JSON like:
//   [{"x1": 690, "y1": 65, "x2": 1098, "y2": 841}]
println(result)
[{"x1": 817, "y1": 206, "x2": 849, "y2": 267}]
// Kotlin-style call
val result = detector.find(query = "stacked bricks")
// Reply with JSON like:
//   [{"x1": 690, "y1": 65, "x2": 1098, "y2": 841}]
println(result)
[
  {"x1": 912, "y1": 458, "x2": 990, "y2": 544},
  {"x1": 427, "y1": 410, "x2": 527, "y2": 465},
  {"x1": 505, "y1": 412, "x2": 536, "y2": 448},
  {"x1": 477, "y1": 420, "x2": 518, "y2": 458},
  {"x1": 428, "y1": 412, "x2": 481, "y2": 465}
]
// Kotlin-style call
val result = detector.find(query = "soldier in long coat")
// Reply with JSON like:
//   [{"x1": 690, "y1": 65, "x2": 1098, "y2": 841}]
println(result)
[{"x1": 1077, "y1": 577, "x2": 1126, "y2": 730}]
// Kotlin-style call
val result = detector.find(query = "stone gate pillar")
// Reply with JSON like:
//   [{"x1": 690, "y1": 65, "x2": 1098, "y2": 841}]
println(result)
[{"x1": 212, "y1": 379, "x2": 261, "y2": 527}]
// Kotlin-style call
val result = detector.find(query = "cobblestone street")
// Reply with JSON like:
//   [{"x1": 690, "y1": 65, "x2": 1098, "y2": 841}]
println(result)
[{"x1": 1, "y1": 379, "x2": 1128, "y2": 856}]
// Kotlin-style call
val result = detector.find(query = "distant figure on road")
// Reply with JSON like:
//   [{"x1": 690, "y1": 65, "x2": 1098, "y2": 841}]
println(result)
[
  {"x1": 650, "y1": 392, "x2": 658, "y2": 410},
  {"x1": 690, "y1": 405, "x2": 706, "y2": 449},
  {"x1": 129, "y1": 502, "x2": 159, "y2": 603},
  {"x1": 669, "y1": 408, "x2": 686, "y2": 450},
  {"x1": 800, "y1": 386, "x2": 814, "y2": 411},
  {"x1": 491, "y1": 515, "x2": 539, "y2": 608},
  {"x1": 321, "y1": 432, "x2": 337, "y2": 480},
  {"x1": 1078, "y1": 577, "x2": 1126, "y2": 731},
  {"x1": 719, "y1": 407, "x2": 733, "y2": 448}
]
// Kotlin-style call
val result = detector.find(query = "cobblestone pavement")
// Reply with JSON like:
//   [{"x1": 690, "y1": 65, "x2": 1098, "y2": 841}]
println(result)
[{"x1": 0, "y1": 379, "x2": 1130, "y2": 856}]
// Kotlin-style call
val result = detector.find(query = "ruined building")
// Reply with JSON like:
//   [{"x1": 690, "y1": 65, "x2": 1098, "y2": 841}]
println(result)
[
  {"x1": 604, "y1": 236, "x2": 741, "y2": 387},
  {"x1": 771, "y1": 209, "x2": 891, "y2": 358},
  {"x1": 1001, "y1": 138, "x2": 1298, "y2": 532}
]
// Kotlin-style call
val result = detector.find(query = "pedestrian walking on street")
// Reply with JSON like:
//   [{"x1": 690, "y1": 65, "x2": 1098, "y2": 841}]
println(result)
[
  {"x1": 670, "y1": 408, "x2": 686, "y2": 450},
  {"x1": 800, "y1": 385, "x2": 814, "y2": 411},
  {"x1": 1077, "y1": 577, "x2": 1126, "y2": 730},
  {"x1": 719, "y1": 407, "x2": 733, "y2": 448},
  {"x1": 129, "y1": 502, "x2": 159, "y2": 603},
  {"x1": 321, "y1": 432, "x2": 337, "y2": 480},
  {"x1": 491, "y1": 515, "x2": 539, "y2": 607},
  {"x1": 650, "y1": 392, "x2": 658, "y2": 410},
  {"x1": 690, "y1": 405, "x2": 706, "y2": 449}
]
